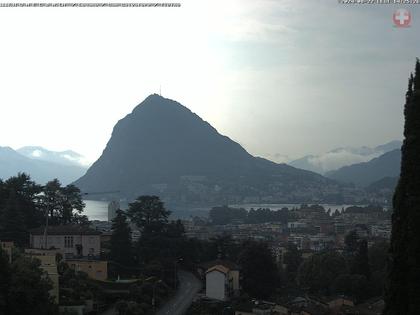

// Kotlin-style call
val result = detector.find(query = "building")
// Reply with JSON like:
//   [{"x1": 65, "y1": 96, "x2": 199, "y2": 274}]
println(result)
[
  {"x1": 29, "y1": 225, "x2": 102, "y2": 259},
  {"x1": 108, "y1": 200, "x2": 120, "y2": 222},
  {"x1": 0, "y1": 240, "x2": 14, "y2": 263},
  {"x1": 203, "y1": 260, "x2": 240, "y2": 301},
  {"x1": 25, "y1": 249, "x2": 60, "y2": 303},
  {"x1": 67, "y1": 259, "x2": 108, "y2": 281}
]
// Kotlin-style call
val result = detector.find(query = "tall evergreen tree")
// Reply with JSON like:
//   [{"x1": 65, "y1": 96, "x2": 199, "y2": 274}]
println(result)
[
  {"x1": 284, "y1": 243, "x2": 303, "y2": 274},
  {"x1": 239, "y1": 241, "x2": 280, "y2": 299},
  {"x1": 110, "y1": 210, "x2": 133, "y2": 268},
  {"x1": 0, "y1": 193, "x2": 27, "y2": 247},
  {"x1": 0, "y1": 248, "x2": 11, "y2": 313},
  {"x1": 351, "y1": 239, "x2": 371, "y2": 280},
  {"x1": 127, "y1": 196, "x2": 170, "y2": 234},
  {"x1": 384, "y1": 59, "x2": 420, "y2": 315},
  {"x1": 344, "y1": 230, "x2": 360, "y2": 256}
]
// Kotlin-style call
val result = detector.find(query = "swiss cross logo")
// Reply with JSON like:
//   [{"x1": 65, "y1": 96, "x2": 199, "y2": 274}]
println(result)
[{"x1": 393, "y1": 9, "x2": 411, "y2": 28}]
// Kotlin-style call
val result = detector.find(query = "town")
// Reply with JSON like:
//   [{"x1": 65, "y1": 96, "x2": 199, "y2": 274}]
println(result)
[{"x1": 0, "y1": 174, "x2": 391, "y2": 315}]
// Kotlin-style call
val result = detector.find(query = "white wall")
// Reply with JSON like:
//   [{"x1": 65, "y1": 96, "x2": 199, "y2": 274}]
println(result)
[
  {"x1": 206, "y1": 271, "x2": 226, "y2": 301},
  {"x1": 31, "y1": 234, "x2": 100, "y2": 257}
]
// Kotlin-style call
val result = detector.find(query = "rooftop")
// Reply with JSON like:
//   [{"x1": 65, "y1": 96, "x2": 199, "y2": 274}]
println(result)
[
  {"x1": 200, "y1": 259, "x2": 239, "y2": 271},
  {"x1": 29, "y1": 225, "x2": 102, "y2": 236}
]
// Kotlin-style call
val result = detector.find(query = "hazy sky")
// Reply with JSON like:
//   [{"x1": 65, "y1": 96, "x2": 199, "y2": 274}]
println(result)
[{"x1": 0, "y1": 0, "x2": 418, "y2": 163}]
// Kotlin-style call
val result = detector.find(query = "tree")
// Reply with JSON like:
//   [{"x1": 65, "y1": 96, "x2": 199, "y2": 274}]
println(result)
[
  {"x1": 369, "y1": 241, "x2": 389, "y2": 273},
  {"x1": 127, "y1": 196, "x2": 170, "y2": 234},
  {"x1": 41, "y1": 179, "x2": 86, "y2": 225},
  {"x1": 209, "y1": 234, "x2": 240, "y2": 260},
  {"x1": 116, "y1": 300, "x2": 145, "y2": 315},
  {"x1": 110, "y1": 210, "x2": 134, "y2": 268},
  {"x1": 351, "y1": 239, "x2": 371, "y2": 280},
  {"x1": 0, "y1": 248, "x2": 11, "y2": 312},
  {"x1": 60, "y1": 184, "x2": 85, "y2": 224},
  {"x1": 284, "y1": 243, "x2": 302, "y2": 273},
  {"x1": 0, "y1": 251, "x2": 57, "y2": 315},
  {"x1": 369, "y1": 241, "x2": 389, "y2": 296},
  {"x1": 0, "y1": 192, "x2": 27, "y2": 247},
  {"x1": 297, "y1": 251, "x2": 347, "y2": 295},
  {"x1": 209, "y1": 206, "x2": 247, "y2": 225},
  {"x1": 0, "y1": 173, "x2": 43, "y2": 246},
  {"x1": 238, "y1": 241, "x2": 280, "y2": 299},
  {"x1": 344, "y1": 230, "x2": 360, "y2": 255},
  {"x1": 283, "y1": 243, "x2": 303, "y2": 283},
  {"x1": 331, "y1": 274, "x2": 369, "y2": 303},
  {"x1": 384, "y1": 59, "x2": 420, "y2": 315}
]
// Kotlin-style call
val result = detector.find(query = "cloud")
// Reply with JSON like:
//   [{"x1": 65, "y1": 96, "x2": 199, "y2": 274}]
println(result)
[{"x1": 308, "y1": 149, "x2": 382, "y2": 173}]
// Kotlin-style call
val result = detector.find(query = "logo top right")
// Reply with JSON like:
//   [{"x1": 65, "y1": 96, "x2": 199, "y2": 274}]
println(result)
[{"x1": 393, "y1": 9, "x2": 411, "y2": 28}]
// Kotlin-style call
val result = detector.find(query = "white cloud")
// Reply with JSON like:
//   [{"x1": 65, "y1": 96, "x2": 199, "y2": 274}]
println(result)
[
  {"x1": 308, "y1": 150, "x2": 382, "y2": 173},
  {"x1": 31, "y1": 150, "x2": 43, "y2": 158}
]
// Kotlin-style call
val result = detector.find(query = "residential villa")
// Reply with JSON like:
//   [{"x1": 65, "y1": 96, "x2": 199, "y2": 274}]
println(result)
[
  {"x1": 29, "y1": 225, "x2": 102, "y2": 258},
  {"x1": 29, "y1": 225, "x2": 108, "y2": 281}
]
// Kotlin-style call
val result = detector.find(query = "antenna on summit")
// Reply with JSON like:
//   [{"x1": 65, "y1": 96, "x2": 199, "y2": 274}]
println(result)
[{"x1": 159, "y1": 85, "x2": 162, "y2": 96}]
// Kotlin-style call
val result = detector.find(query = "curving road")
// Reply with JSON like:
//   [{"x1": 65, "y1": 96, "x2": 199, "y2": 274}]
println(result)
[{"x1": 156, "y1": 270, "x2": 202, "y2": 315}]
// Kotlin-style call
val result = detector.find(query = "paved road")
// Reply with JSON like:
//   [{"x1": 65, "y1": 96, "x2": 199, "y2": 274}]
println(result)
[{"x1": 156, "y1": 270, "x2": 202, "y2": 315}]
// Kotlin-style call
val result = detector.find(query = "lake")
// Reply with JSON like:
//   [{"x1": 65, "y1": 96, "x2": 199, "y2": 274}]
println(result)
[
  {"x1": 83, "y1": 200, "x2": 110, "y2": 221},
  {"x1": 83, "y1": 200, "x2": 360, "y2": 221}
]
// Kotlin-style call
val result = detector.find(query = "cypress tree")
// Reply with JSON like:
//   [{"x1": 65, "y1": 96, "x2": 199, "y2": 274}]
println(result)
[
  {"x1": 384, "y1": 59, "x2": 420, "y2": 315},
  {"x1": 351, "y1": 239, "x2": 371, "y2": 280},
  {"x1": 110, "y1": 210, "x2": 133, "y2": 268},
  {"x1": 0, "y1": 192, "x2": 28, "y2": 247}
]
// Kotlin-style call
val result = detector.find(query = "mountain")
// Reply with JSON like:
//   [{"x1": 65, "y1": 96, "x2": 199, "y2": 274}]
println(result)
[
  {"x1": 289, "y1": 140, "x2": 402, "y2": 174},
  {"x1": 74, "y1": 94, "x2": 337, "y2": 205},
  {"x1": 325, "y1": 149, "x2": 401, "y2": 187},
  {"x1": 366, "y1": 176, "x2": 398, "y2": 192},
  {"x1": 17, "y1": 146, "x2": 90, "y2": 167},
  {"x1": 0, "y1": 146, "x2": 87, "y2": 185}
]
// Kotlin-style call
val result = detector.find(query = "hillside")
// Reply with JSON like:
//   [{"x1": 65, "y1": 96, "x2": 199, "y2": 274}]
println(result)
[
  {"x1": 325, "y1": 149, "x2": 401, "y2": 187},
  {"x1": 0, "y1": 146, "x2": 87, "y2": 185},
  {"x1": 289, "y1": 140, "x2": 402, "y2": 174},
  {"x1": 74, "y1": 94, "x2": 338, "y2": 205}
]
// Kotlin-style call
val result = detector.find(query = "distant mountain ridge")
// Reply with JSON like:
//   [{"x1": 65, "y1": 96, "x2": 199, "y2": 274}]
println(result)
[
  {"x1": 289, "y1": 140, "x2": 402, "y2": 174},
  {"x1": 75, "y1": 94, "x2": 338, "y2": 205},
  {"x1": 17, "y1": 146, "x2": 90, "y2": 167},
  {"x1": 0, "y1": 146, "x2": 87, "y2": 185},
  {"x1": 325, "y1": 149, "x2": 401, "y2": 187}
]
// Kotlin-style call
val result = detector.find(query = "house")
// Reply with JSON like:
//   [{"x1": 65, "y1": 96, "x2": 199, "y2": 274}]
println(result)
[
  {"x1": 25, "y1": 248, "x2": 59, "y2": 303},
  {"x1": 202, "y1": 260, "x2": 239, "y2": 301},
  {"x1": 0, "y1": 240, "x2": 14, "y2": 263},
  {"x1": 29, "y1": 225, "x2": 102, "y2": 259},
  {"x1": 66, "y1": 258, "x2": 108, "y2": 281}
]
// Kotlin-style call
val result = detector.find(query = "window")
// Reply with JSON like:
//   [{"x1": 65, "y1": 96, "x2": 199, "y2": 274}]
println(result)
[{"x1": 64, "y1": 236, "x2": 74, "y2": 248}]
